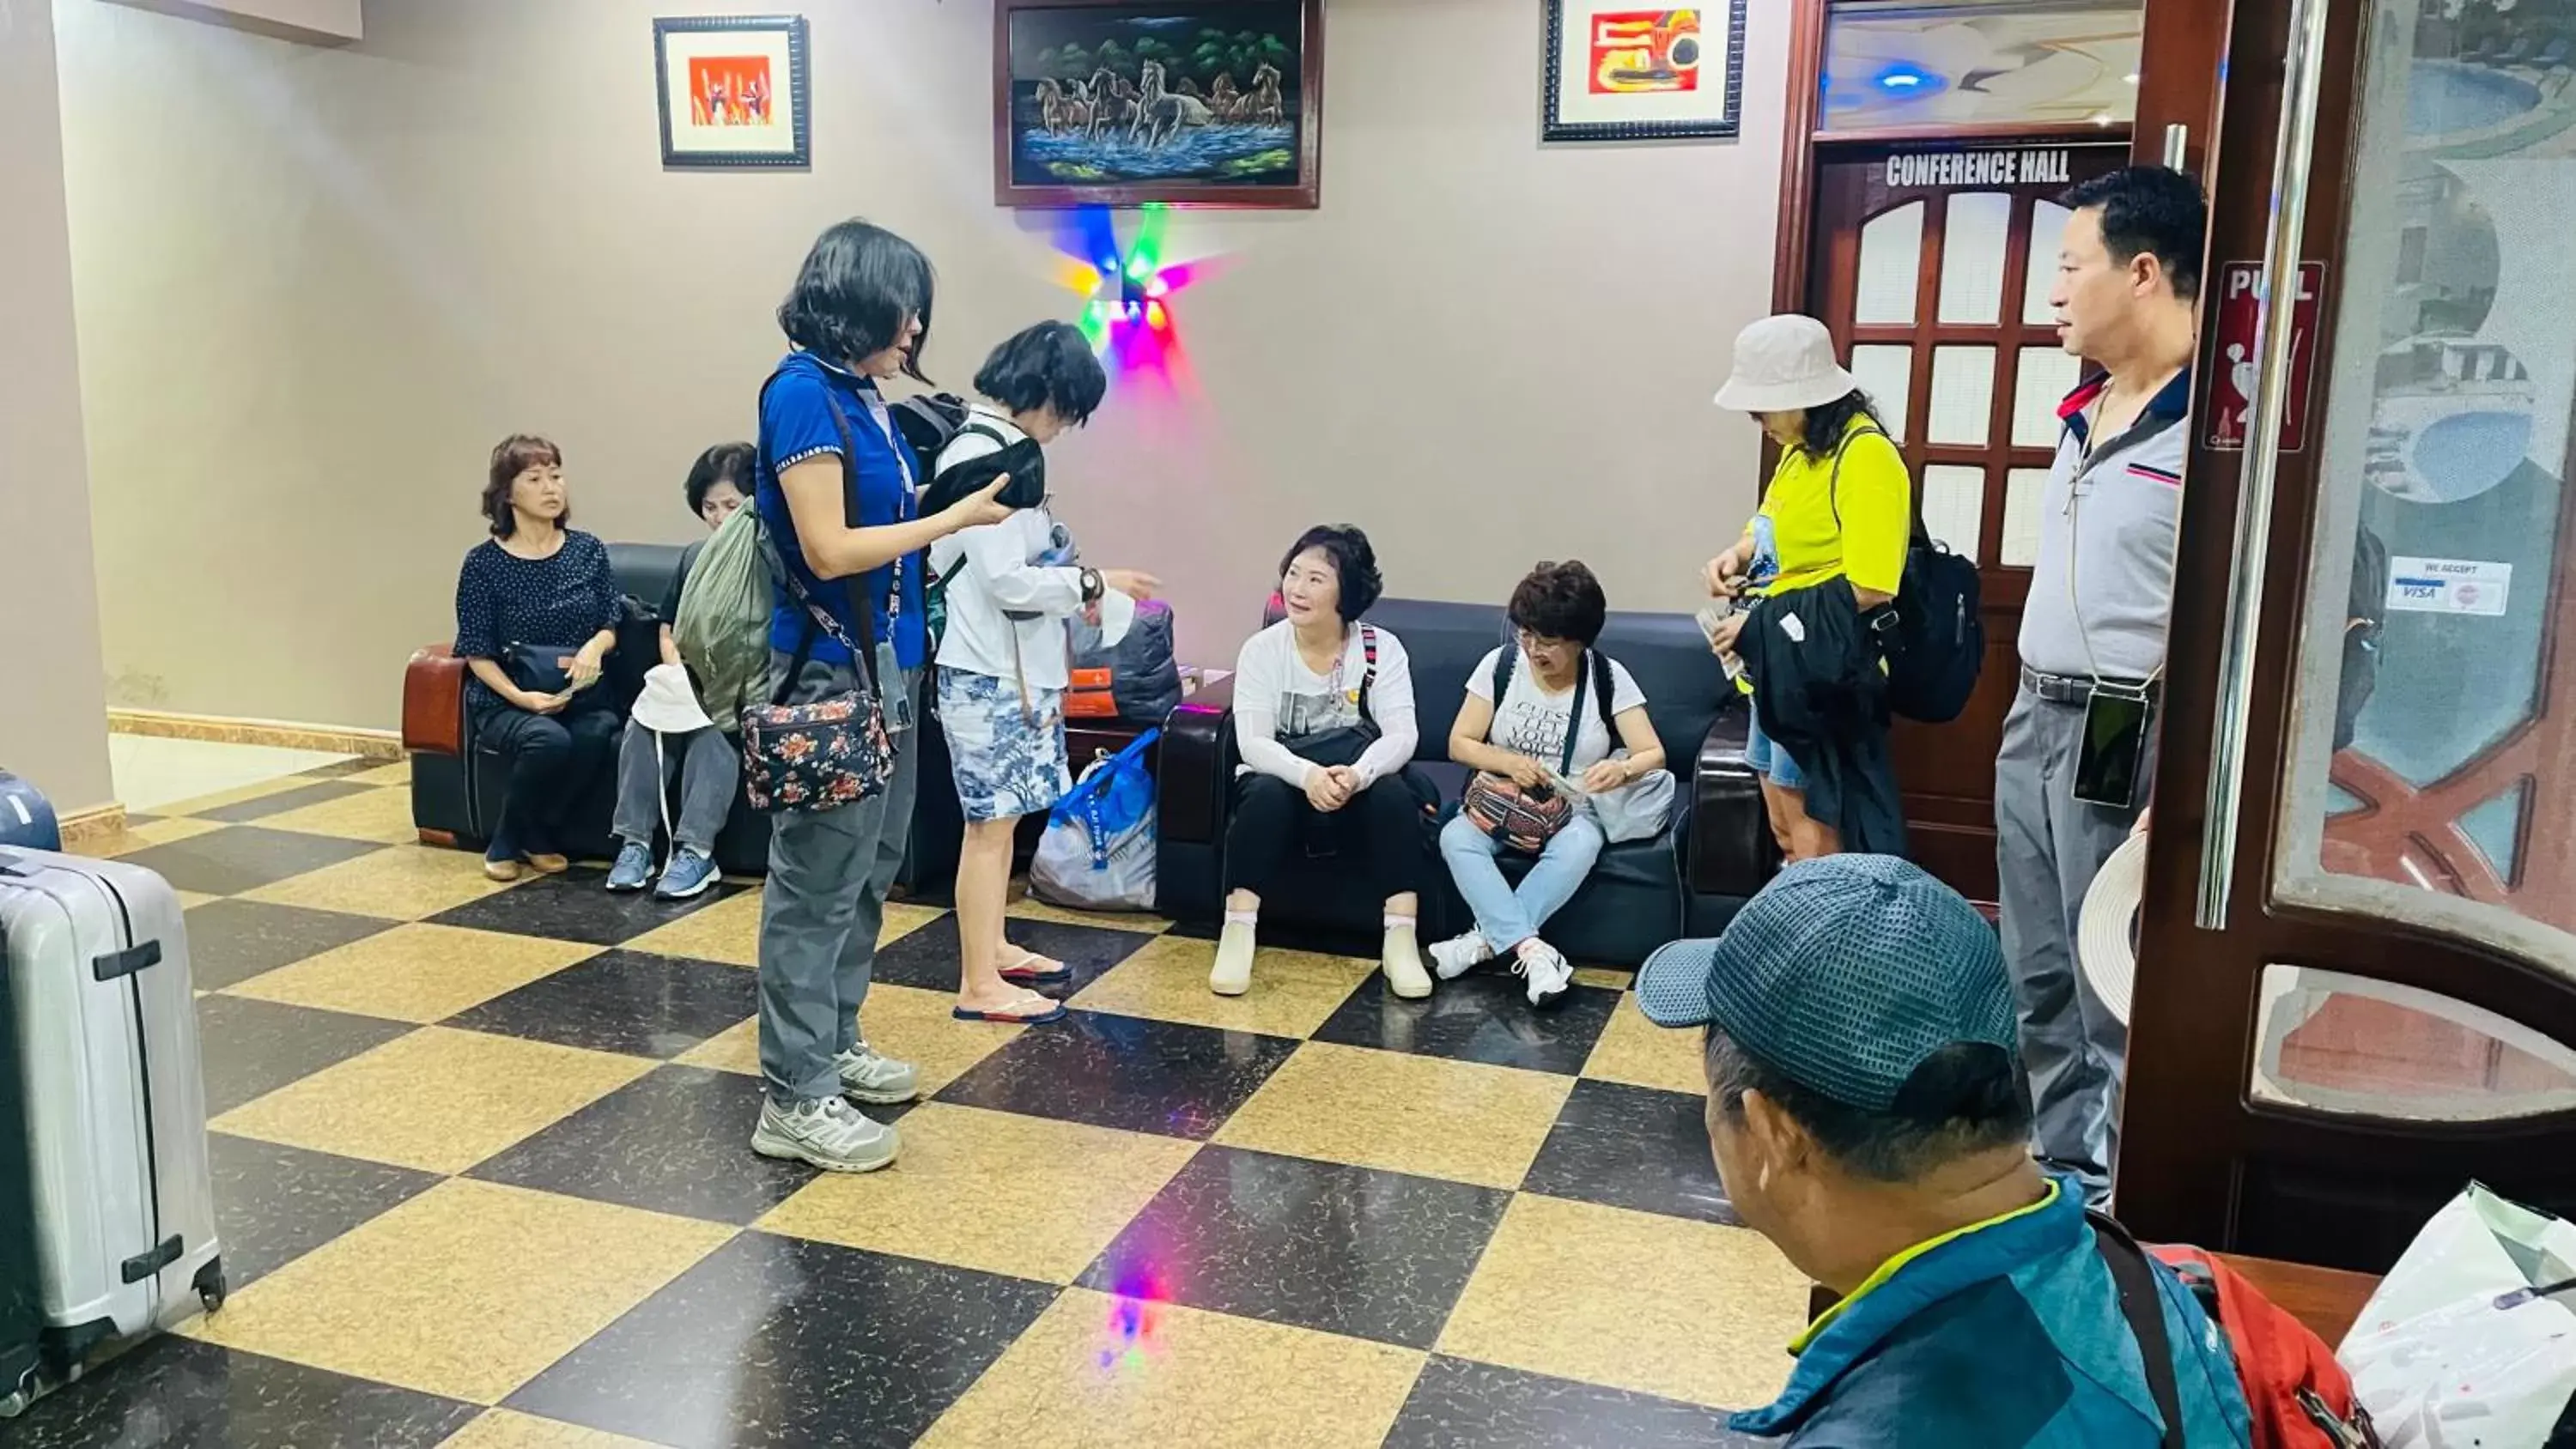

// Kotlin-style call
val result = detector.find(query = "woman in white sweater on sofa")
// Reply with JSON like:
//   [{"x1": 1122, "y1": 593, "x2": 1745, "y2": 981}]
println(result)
[
  {"x1": 931, "y1": 322, "x2": 1157, "y2": 1023},
  {"x1": 1213, "y1": 524, "x2": 1432, "y2": 1002}
]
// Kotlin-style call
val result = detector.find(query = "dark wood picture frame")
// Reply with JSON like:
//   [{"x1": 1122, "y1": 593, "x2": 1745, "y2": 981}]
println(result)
[
  {"x1": 653, "y1": 15, "x2": 812, "y2": 170},
  {"x1": 993, "y1": 0, "x2": 1324, "y2": 209},
  {"x1": 1542, "y1": 0, "x2": 1747, "y2": 143}
]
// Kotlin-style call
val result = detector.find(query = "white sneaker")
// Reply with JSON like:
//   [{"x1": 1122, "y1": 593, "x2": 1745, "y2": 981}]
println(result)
[
  {"x1": 1209, "y1": 915, "x2": 1256, "y2": 997},
  {"x1": 751, "y1": 1094, "x2": 900, "y2": 1173},
  {"x1": 1512, "y1": 940, "x2": 1573, "y2": 1009},
  {"x1": 1382, "y1": 920, "x2": 1433, "y2": 1000},
  {"x1": 835, "y1": 1041, "x2": 920, "y2": 1105},
  {"x1": 1429, "y1": 931, "x2": 1491, "y2": 981}
]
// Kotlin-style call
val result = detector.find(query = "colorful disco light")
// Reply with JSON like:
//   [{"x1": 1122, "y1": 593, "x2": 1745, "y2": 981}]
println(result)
[{"x1": 1054, "y1": 204, "x2": 1201, "y2": 385}]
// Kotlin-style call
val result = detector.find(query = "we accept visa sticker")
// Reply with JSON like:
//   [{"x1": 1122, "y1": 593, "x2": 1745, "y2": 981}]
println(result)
[{"x1": 2388, "y1": 557, "x2": 2512, "y2": 617}]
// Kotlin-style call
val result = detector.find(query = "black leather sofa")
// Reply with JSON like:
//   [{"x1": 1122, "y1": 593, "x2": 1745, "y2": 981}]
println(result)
[{"x1": 1154, "y1": 597, "x2": 1779, "y2": 967}]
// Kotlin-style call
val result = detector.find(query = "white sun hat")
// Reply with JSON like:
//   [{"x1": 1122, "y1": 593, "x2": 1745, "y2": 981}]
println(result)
[
  {"x1": 2077, "y1": 831, "x2": 2149, "y2": 1027},
  {"x1": 1713, "y1": 313, "x2": 1859, "y2": 414},
  {"x1": 630, "y1": 663, "x2": 714, "y2": 736}
]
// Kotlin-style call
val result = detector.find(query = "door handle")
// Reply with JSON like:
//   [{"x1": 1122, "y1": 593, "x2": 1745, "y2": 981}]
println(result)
[
  {"x1": 2196, "y1": 0, "x2": 2335, "y2": 929},
  {"x1": 2163, "y1": 123, "x2": 2190, "y2": 170}
]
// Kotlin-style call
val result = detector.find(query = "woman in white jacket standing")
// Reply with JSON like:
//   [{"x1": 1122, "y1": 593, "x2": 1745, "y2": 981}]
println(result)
[{"x1": 933, "y1": 322, "x2": 1158, "y2": 1023}]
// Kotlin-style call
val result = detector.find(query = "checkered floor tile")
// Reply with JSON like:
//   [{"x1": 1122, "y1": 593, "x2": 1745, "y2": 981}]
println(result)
[{"x1": 20, "y1": 761, "x2": 1795, "y2": 1448}]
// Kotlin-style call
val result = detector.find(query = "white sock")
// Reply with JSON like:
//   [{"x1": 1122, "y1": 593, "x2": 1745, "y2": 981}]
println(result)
[{"x1": 1210, "y1": 908, "x2": 1259, "y2": 994}]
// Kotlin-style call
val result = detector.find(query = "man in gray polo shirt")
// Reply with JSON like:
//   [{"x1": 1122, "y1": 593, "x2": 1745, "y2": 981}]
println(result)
[{"x1": 2002, "y1": 166, "x2": 2203, "y2": 1203}]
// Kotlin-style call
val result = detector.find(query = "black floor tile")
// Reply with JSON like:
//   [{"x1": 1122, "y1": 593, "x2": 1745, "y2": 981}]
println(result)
[
  {"x1": 183, "y1": 898, "x2": 396, "y2": 991},
  {"x1": 196, "y1": 995, "x2": 416, "y2": 1117},
  {"x1": 423, "y1": 866, "x2": 744, "y2": 947},
  {"x1": 1310, "y1": 970, "x2": 1621, "y2": 1076},
  {"x1": 210, "y1": 1132, "x2": 440, "y2": 1288},
  {"x1": 295, "y1": 758, "x2": 391, "y2": 779},
  {"x1": 868, "y1": 913, "x2": 1156, "y2": 996},
  {"x1": 442, "y1": 949, "x2": 754, "y2": 1058},
  {"x1": 507, "y1": 1231, "x2": 1059, "y2": 1449},
  {"x1": 1381, "y1": 1355, "x2": 1761, "y2": 1448},
  {"x1": 187, "y1": 779, "x2": 375, "y2": 824},
  {"x1": 1521, "y1": 1078, "x2": 1739, "y2": 1227},
  {"x1": 933, "y1": 1009, "x2": 1297, "y2": 1140},
  {"x1": 115, "y1": 827, "x2": 384, "y2": 897},
  {"x1": 1078, "y1": 1145, "x2": 1510, "y2": 1349},
  {"x1": 4, "y1": 1337, "x2": 477, "y2": 1447},
  {"x1": 470, "y1": 1066, "x2": 844, "y2": 1223}
]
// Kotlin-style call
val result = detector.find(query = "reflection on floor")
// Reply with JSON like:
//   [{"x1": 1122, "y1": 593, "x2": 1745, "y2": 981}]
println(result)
[
  {"x1": 21, "y1": 758, "x2": 1804, "y2": 1448},
  {"x1": 108, "y1": 733, "x2": 361, "y2": 814}
]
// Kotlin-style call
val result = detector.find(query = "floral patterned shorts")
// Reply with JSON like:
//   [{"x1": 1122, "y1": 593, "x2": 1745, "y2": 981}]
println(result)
[{"x1": 937, "y1": 666, "x2": 1072, "y2": 823}]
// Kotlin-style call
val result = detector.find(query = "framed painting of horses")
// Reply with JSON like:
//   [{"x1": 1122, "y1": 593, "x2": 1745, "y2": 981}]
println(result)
[{"x1": 994, "y1": 0, "x2": 1324, "y2": 209}]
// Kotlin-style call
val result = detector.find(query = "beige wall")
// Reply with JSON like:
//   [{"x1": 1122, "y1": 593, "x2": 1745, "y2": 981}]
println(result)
[
  {"x1": 102, "y1": 0, "x2": 361, "y2": 44},
  {"x1": 2, "y1": 0, "x2": 115, "y2": 814},
  {"x1": 57, "y1": 0, "x2": 1783, "y2": 732}
]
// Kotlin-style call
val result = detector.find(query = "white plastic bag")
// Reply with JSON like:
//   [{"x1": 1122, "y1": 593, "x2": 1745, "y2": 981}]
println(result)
[{"x1": 2338, "y1": 1183, "x2": 2576, "y2": 1448}]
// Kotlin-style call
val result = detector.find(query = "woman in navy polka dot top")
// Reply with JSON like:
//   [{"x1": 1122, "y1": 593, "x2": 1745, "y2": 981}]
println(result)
[{"x1": 452, "y1": 434, "x2": 623, "y2": 881}]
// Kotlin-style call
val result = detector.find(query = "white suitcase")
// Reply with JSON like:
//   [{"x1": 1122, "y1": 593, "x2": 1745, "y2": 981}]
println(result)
[{"x1": 0, "y1": 847, "x2": 222, "y2": 1406}]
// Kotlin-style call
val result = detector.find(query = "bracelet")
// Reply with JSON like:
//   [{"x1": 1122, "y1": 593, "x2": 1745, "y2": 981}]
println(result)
[{"x1": 1078, "y1": 567, "x2": 1105, "y2": 603}]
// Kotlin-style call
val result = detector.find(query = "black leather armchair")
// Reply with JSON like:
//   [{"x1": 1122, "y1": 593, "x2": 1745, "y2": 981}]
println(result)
[{"x1": 1154, "y1": 597, "x2": 1779, "y2": 966}]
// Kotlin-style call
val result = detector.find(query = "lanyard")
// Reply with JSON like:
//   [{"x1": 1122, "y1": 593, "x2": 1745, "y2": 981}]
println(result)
[{"x1": 854, "y1": 388, "x2": 917, "y2": 631}]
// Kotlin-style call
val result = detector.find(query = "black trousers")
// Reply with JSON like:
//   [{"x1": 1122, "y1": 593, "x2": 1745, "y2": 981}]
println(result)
[
  {"x1": 1224, "y1": 773, "x2": 1428, "y2": 903},
  {"x1": 477, "y1": 703, "x2": 620, "y2": 854}
]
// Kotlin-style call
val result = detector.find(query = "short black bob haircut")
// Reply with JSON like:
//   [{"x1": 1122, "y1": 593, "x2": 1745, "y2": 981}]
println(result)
[
  {"x1": 482, "y1": 434, "x2": 563, "y2": 538},
  {"x1": 778, "y1": 220, "x2": 936, "y2": 384},
  {"x1": 1279, "y1": 525, "x2": 1383, "y2": 622},
  {"x1": 683, "y1": 442, "x2": 756, "y2": 518},
  {"x1": 1703, "y1": 1025, "x2": 2033, "y2": 1184},
  {"x1": 975, "y1": 321, "x2": 1109, "y2": 427},
  {"x1": 2060, "y1": 165, "x2": 2207, "y2": 304},
  {"x1": 1509, "y1": 561, "x2": 1608, "y2": 646}
]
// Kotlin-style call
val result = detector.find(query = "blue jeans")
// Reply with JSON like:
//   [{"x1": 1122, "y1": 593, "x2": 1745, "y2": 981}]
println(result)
[
  {"x1": 1742, "y1": 694, "x2": 1807, "y2": 789},
  {"x1": 1439, "y1": 812, "x2": 1606, "y2": 955}
]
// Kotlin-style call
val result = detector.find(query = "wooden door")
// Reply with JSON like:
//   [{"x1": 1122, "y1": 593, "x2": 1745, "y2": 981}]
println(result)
[
  {"x1": 2118, "y1": 0, "x2": 2576, "y2": 1270},
  {"x1": 1802, "y1": 142, "x2": 2129, "y2": 900}
]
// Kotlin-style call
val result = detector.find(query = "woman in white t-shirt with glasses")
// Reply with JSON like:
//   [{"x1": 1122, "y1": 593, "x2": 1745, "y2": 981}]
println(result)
[
  {"x1": 1212, "y1": 525, "x2": 1433, "y2": 1002},
  {"x1": 1433, "y1": 561, "x2": 1666, "y2": 1007}
]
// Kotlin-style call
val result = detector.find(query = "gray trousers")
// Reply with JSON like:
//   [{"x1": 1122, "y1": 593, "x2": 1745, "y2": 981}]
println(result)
[
  {"x1": 1995, "y1": 684, "x2": 2153, "y2": 1198},
  {"x1": 611, "y1": 721, "x2": 740, "y2": 855},
  {"x1": 756, "y1": 658, "x2": 922, "y2": 1105}
]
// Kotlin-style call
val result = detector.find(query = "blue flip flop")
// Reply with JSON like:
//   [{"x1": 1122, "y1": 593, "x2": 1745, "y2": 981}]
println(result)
[
  {"x1": 953, "y1": 998, "x2": 1068, "y2": 1025},
  {"x1": 999, "y1": 955, "x2": 1073, "y2": 985}
]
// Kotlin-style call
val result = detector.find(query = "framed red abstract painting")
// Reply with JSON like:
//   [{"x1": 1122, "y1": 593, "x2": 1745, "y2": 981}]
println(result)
[
  {"x1": 1542, "y1": 2, "x2": 1745, "y2": 142},
  {"x1": 654, "y1": 15, "x2": 811, "y2": 169}
]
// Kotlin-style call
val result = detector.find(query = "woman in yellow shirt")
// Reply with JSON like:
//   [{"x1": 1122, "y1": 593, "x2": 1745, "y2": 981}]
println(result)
[{"x1": 1702, "y1": 314, "x2": 1912, "y2": 861}]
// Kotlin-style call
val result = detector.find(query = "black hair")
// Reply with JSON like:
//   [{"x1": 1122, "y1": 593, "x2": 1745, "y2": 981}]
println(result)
[
  {"x1": 482, "y1": 434, "x2": 563, "y2": 538},
  {"x1": 2060, "y1": 165, "x2": 2208, "y2": 304},
  {"x1": 974, "y1": 321, "x2": 1109, "y2": 427},
  {"x1": 1508, "y1": 561, "x2": 1608, "y2": 646},
  {"x1": 1784, "y1": 389, "x2": 1887, "y2": 462},
  {"x1": 778, "y1": 220, "x2": 936, "y2": 384},
  {"x1": 1279, "y1": 525, "x2": 1383, "y2": 622},
  {"x1": 683, "y1": 442, "x2": 756, "y2": 518},
  {"x1": 1703, "y1": 1025, "x2": 2032, "y2": 1184}
]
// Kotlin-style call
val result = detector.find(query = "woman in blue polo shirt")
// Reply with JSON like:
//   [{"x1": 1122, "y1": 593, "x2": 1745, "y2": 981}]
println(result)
[{"x1": 747, "y1": 220, "x2": 1013, "y2": 1175}]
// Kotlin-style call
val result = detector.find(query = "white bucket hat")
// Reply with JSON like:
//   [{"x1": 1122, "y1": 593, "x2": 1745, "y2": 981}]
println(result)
[
  {"x1": 2077, "y1": 831, "x2": 2149, "y2": 1027},
  {"x1": 630, "y1": 663, "x2": 714, "y2": 735},
  {"x1": 1713, "y1": 313, "x2": 1858, "y2": 414}
]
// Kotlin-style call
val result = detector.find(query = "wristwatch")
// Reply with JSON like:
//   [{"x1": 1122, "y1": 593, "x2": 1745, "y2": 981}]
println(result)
[{"x1": 1078, "y1": 567, "x2": 1105, "y2": 603}]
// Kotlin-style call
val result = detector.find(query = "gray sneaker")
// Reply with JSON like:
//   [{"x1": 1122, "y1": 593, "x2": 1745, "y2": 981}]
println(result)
[
  {"x1": 750, "y1": 1094, "x2": 899, "y2": 1173},
  {"x1": 835, "y1": 1041, "x2": 920, "y2": 1105}
]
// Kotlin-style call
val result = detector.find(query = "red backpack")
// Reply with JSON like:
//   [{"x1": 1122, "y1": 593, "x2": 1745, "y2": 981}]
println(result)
[{"x1": 2148, "y1": 1245, "x2": 2381, "y2": 1449}]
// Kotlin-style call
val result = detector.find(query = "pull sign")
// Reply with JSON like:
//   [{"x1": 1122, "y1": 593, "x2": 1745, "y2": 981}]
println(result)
[{"x1": 2207, "y1": 261, "x2": 2327, "y2": 452}]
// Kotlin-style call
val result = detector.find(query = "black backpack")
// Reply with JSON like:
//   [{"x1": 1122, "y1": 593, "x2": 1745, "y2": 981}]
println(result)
[
  {"x1": 1489, "y1": 640, "x2": 1617, "y2": 740},
  {"x1": 1827, "y1": 425, "x2": 1984, "y2": 724}
]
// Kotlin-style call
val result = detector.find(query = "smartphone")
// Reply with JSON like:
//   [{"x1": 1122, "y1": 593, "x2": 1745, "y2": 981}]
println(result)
[{"x1": 2073, "y1": 685, "x2": 2154, "y2": 810}]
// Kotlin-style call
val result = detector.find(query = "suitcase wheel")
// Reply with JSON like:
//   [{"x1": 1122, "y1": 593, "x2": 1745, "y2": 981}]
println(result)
[{"x1": 194, "y1": 1258, "x2": 228, "y2": 1314}]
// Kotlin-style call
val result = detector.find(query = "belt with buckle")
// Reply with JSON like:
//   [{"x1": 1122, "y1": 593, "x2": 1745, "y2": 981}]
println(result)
[{"x1": 2020, "y1": 666, "x2": 2156, "y2": 706}]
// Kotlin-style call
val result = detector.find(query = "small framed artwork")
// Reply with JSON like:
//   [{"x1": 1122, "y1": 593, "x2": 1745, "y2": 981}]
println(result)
[
  {"x1": 1542, "y1": 2, "x2": 1747, "y2": 143},
  {"x1": 653, "y1": 15, "x2": 811, "y2": 169},
  {"x1": 995, "y1": 0, "x2": 1324, "y2": 209}
]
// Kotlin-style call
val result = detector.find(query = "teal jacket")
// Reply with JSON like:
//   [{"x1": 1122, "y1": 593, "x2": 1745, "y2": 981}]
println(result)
[{"x1": 1735, "y1": 1178, "x2": 2256, "y2": 1446}]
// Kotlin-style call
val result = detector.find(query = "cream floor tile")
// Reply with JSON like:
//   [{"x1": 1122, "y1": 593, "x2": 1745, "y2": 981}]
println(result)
[
  {"x1": 1004, "y1": 885, "x2": 1172, "y2": 936},
  {"x1": 112, "y1": 736, "x2": 355, "y2": 813},
  {"x1": 340, "y1": 761, "x2": 414, "y2": 788},
  {"x1": 240, "y1": 844, "x2": 517, "y2": 920},
  {"x1": 881, "y1": 899, "x2": 947, "y2": 944},
  {"x1": 625, "y1": 891, "x2": 943, "y2": 968},
  {"x1": 187, "y1": 1178, "x2": 731, "y2": 1405},
  {"x1": 917, "y1": 1288, "x2": 1421, "y2": 1449},
  {"x1": 210, "y1": 1026, "x2": 653, "y2": 1173},
  {"x1": 257, "y1": 785, "x2": 421, "y2": 845},
  {"x1": 90, "y1": 815, "x2": 228, "y2": 858},
  {"x1": 149, "y1": 775, "x2": 337, "y2": 820},
  {"x1": 221, "y1": 923, "x2": 598, "y2": 1023},
  {"x1": 760, "y1": 1103, "x2": 1198, "y2": 1283},
  {"x1": 440, "y1": 1410, "x2": 665, "y2": 1449},
  {"x1": 175, "y1": 889, "x2": 222, "y2": 911},
  {"x1": 671, "y1": 983, "x2": 1020, "y2": 1094},
  {"x1": 1581, "y1": 995, "x2": 1708, "y2": 1097},
  {"x1": 1212, "y1": 1042, "x2": 1574, "y2": 1191},
  {"x1": 1437, "y1": 1192, "x2": 1806, "y2": 1410},
  {"x1": 1069, "y1": 937, "x2": 1373, "y2": 1039},
  {"x1": 1571, "y1": 967, "x2": 1634, "y2": 991}
]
